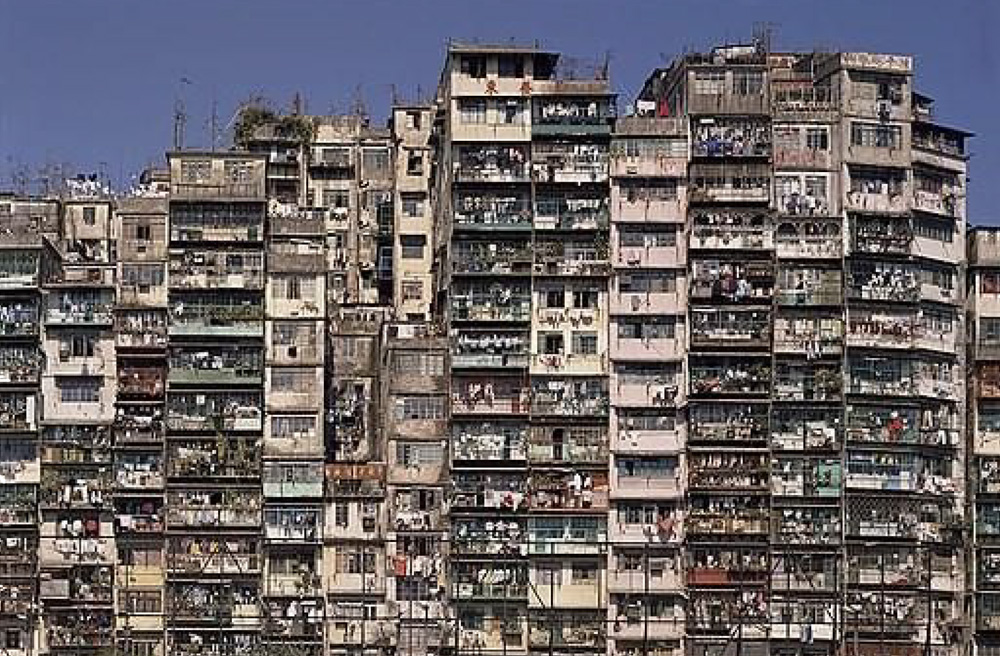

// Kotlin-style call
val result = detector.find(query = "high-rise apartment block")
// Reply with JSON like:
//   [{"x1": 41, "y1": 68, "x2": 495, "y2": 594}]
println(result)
[{"x1": 0, "y1": 37, "x2": 982, "y2": 656}]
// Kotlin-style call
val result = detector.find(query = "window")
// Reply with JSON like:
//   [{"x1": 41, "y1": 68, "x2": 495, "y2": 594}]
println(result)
[
  {"x1": 271, "y1": 369, "x2": 312, "y2": 394},
  {"x1": 2, "y1": 630, "x2": 20, "y2": 650},
  {"x1": 135, "y1": 224, "x2": 152, "y2": 241},
  {"x1": 572, "y1": 331, "x2": 599, "y2": 355},
  {"x1": 393, "y1": 352, "x2": 444, "y2": 376},
  {"x1": 400, "y1": 235, "x2": 426, "y2": 259},
  {"x1": 460, "y1": 55, "x2": 486, "y2": 78},
  {"x1": 395, "y1": 442, "x2": 444, "y2": 467},
  {"x1": 733, "y1": 70, "x2": 764, "y2": 96},
  {"x1": 334, "y1": 502, "x2": 349, "y2": 527},
  {"x1": 617, "y1": 317, "x2": 678, "y2": 340},
  {"x1": 82, "y1": 206, "x2": 96, "y2": 225},
  {"x1": 274, "y1": 274, "x2": 315, "y2": 301},
  {"x1": 540, "y1": 333, "x2": 564, "y2": 355},
  {"x1": 571, "y1": 562, "x2": 599, "y2": 582},
  {"x1": 323, "y1": 189, "x2": 350, "y2": 209},
  {"x1": 271, "y1": 415, "x2": 316, "y2": 440},
  {"x1": 60, "y1": 333, "x2": 96, "y2": 360},
  {"x1": 120, "y1": 591, "x2": 161, "y2": 614},
  {"x1": 497, "y1": 55, "x2": 524, "y2": 78},
  {"x1": 537, "y1": 564, "x2": 562, "y2": 585},
  {"x1": 405, "y1": 110, "x2": 422, "y2": 130},
  {"x1": 401, "y1": 193, "x2": 425, "y2": 217},
  {"x1": 573, "y1": 289, "x2": 598, "y2": 309},
  {"x1": 806, "y1": 127, "x2": 829, "y2": 150},
  {"x1": 180, "y1": 159, "x2": 211, "y2": 182},
  {"x1": 58, "y1": 378, "x2": 100, "y2": 403},
  {"x1": 500, "y1": 99, "x2": 526, "y2": 125},
  {"x1": 394, "y1": 396, "x2": 446, "y2": 420},
  {"x1": 402, "y1": 281, "x2": 423, "y2": 302},
  {"x1": 459, "y1": 99, "x2": 487, "y2": 124},
  {"x1": 693, "y1": 71, "x2": 726, "y2": 95},
  {"x1": 122, "y1": 264, "x2": 164, "y2": 290},
  {"x1": 362, "y1": 148, "x2": 391, "y2": 178},
  {"x1": 851, "y1": 122, "x2": 902, "y2": 149},
  {"x1": 406, "y1": 150, "x2": 424, "y2": 176},
  {"x1": 543, "y1": 289, "x2": 565, "y2": 308}
]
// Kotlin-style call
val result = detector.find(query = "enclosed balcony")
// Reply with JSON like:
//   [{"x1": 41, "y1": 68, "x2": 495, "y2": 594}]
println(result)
[
  {"x1": 688, "y1": 402, "x2": 768, "y2": 445},
  {"x1": 452, "y1": 421, "x2": 527, "y2": 463},
  {"x1": 167, "y1": 391, "x2": 262, "y2": 432},
  {"x1": 44, "y1": 289, "x2": 113, "y2": 326},
  {"x1": 847, "y1": 450, "x2": 955, "y2": 495},
  {"x1": 775, "y1": 172, "x2": 832, "y2": 217},
  {"x1": 771, "y1": 406, "x2": 842, "y2": 451},
  {"x1": 0, "y1": 440, "x2": 38, "y2": 484},
  {"x1": 851, "y1": 215, "x2": 913, "y2": 255},
  {"x1": 687, "y1": 546, "x2": 769, "y2": 587},
  {"x1": 773, "y1": 360, "x2": 842, "y2": 402},
  {"x1": 773, "y1": 312, "x2": 843, "y2": 356},
  {"x1": 0, "y1": 484, "x2": 36, "y2": 525},
  {"x1": 168, "y1": 291, "x2": 263, "y2": 337},
  {"x1": 452, "y1": 329, "x2": 529, "y2": 370},
  {"x1": 689, "y1": 452, "x2": 767, "y2": 492},
  {"x1": 165, "y1": 490, "x2": 262, "y2": 528},
  {"x1": 451, "y1": 472, "x2": 527, "y2": 513},
  {"x1": 772, "y1": 456, "x2": 842, "y2": 497},
  {"x1": 527, "y1": 515, "x2": 606, "y2": 558},
  {"x1": 0, "y1": 344, "x2": 41, "y2": 384},
  {"x1": 265, "y1": 506, "x2": 321, "y2": 542},
  {"x1": 610, "y1": 136, "x2": 687, "y2": 178},
  {"x1": 772, "y1": 85, "x2": 837, "y2": 119},
  {"x1": 39, "y1": 531, "x2": 114, "y2": 567},
  {"x1": 613, "y1": 455, "x2": 682, "y2": 499},
  {"x1": 611, "y1": 269, "x2": 684, "y2": 315},
  {"x1": 117, "y1": 364, "x2": 165, "y2": 399},
  {"x1": 452, "y1": 239, "x2": 532, "y2": 277},
  {"x1": 454, "y1": 144, "x2": 530, "y2": 183},
  {"x1": 528, "y1": 424, "x2": 607, "y2": 465},
  {"x1": 534, "y1": 239, "x2": 609, "y2": 277},
  {"x1": 167, "y1": 438, "x2": 261, "y2": 479},
  {"x1": 772, "y1": 552, "x2": 839, "y2": 595},
  {"x1": 45, "y1": 610, "x2": 113, "y2": 649},
  {"x1": 451, "y1": 517, "x2": 525, "y2": 556},
  {"x1": 452, "y1": 376, "x2": 530, "y2": 416},
  {"x1": 530, "y1": 470, "x2": 609, "y2": 511},
  {"x1": 848, "y1": 260, "x2": 919, "y2": 303},
  {"x1": 689, "y1": 162, "x2": 771, "y2": 204},
  {"x1": 169, "y1": 249, "x2": 265, "y2": 290},
  {"x1": 846, "y1": 495, "x2": 954, "y2": 542},
  {"x1": 453, "y1": 191, "x2": 532, "y2": 231},
  {"x1": 775, "y1": 219, "x2": 842, "y2": 259},
  {"x1": 845, "y1": 167, "x2": 910, "y2": 214},
  {"x1": 612, "y1": 179, "x2": 684, "y2": 223},
  {"x1": 529, "y1": 613, "x2": 605, "y2": 649},
  {"x1": 168, "y1": 536, "x2": 260, "y2": 575},
  {"x1": 609, "y1": 549, "x2": 682, "y2": 594},
  {"x1": 263, "y1": 599, "x2": 325, "y2": 641},
  {"x1": 115, "y1": 498, "x2": 164, "y2": 535},
  {"x1": 531, "y1": 142, "x2": 609, "y2": 184},
  {"x1": 690, "y1": 209, "x2": 772, "y2": 251},
  {"x1": 846, "y1": 307, "x2": 917, "y2": 350},
  {"x1": 689, "y1": 356, "x2": 770, "y2": 397},
  {"x1": 40, "y1": 467, "x2": 112, "y2": 510},
  {"x1": 610, "y1": 597, "x2": 686, "y2": 642},
  {"x1": 690, "y1": 259, "x2": 773, "y2": 304},
  {"x1": 690, "y1": 307, "x2": 769, "y2": 349},
  {"x1": 689, "y1": 592, "x2": 768, "y2": 637},
  {"x1": 611, "y1": 316, "x2": 684, "y2": 362},
  {"x1": 168, "y1": 344, "x2": 263, "y2": 386},
  {"x1": 166, "y1": 582, "x2": 261, "y2": 627},
  {"x1": 169, "y1": 202, "x2": 265, "y2": 241},
  {"x1": 531, "y1": 376, "x2": 608, "y2": 417},
  {"x1": 686, "y1": 495, "x2": 770, "y2": 538},
  {"x1": 451, "y1": 280, "x2": 531, "y2": 323},
  {"x1": 0, "y1": 249, "x2": 41, "y2": 289},
  {"x1": 114, "y1": 403, "x2": 164, "y2": 446},
  {"x1": 612, "y1": 363, "x2": 681, "y2": 409},
  {"x1": 534, "y1": 191, "x2": 609, "y2": 230},
  {"x1": 115, "y1": 452, "x2": 164, "y2": 490},
  {"x1": 849, "y1": 402, "x2": 958, "y2": 449},
  {"x1": 692, "y1": 117, "x2": 771, "y2": 158},
  {"x1": 452, "y1": 567, "x2": 528, "y2": 603},
  {"x1": 533, "y1": 96, "x2": 614, "y2": 136},
  {"x1": 115, "y1": 309, "x2": 168, "y2": 350},
  {"x1": 848, "y1": 355, "x2": 918, "y2": 397},
  {"x1": 0, "y1": 298, "x2": 39, "y2": 337},
  {"x1": 262, "y1": 461, "x2": 323, "y2": 498},
  {"x1": 392, "y1": 487, "x2": 448, "y2": 532}
]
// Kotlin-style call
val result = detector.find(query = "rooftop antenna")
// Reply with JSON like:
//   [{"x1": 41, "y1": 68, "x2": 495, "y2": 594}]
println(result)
[
  {"x1": 173, "y1": 77, "x2": 193, "y2": 151},
  {"x1": 352, "y1": 84, "x2": 366, "y2": 119},
  {"x1": 210, "y1": 90, "x2": 219, "y2": 152},
  {"x1": 292, "y1": 92, "x2": 303, "y2": 116}
]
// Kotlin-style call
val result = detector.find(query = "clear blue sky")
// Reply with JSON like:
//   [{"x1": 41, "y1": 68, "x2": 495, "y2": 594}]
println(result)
[{"x1": 2, "y1": 0, "x2": 997, "y2": 221}]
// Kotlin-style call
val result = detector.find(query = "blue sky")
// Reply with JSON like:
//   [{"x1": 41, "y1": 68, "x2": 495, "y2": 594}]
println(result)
[{"x1": 1, "y1": 0, "x2": 997, "y2": 220}]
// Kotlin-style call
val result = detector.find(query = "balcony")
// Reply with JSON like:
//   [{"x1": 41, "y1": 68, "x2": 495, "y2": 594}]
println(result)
[
  {"x1": 613, "y1": 419, "x2": 684, "y2": 455},
  {"x1": 168, "y1": 539, "x2": 260, "y2": 575},
  {"x1": 40, "y1": 471, "x2": 113, "y2": 510},
  {"x1": 454, "y1": 145, "x2": 530, "y2": 184},
  {"x1": 772, "y1": 457, "x2": 842, "y2": 497},
  {"x1": 116, "y1": 310, "x2": 168, "y2": 350},
  {"x1": 612, "y1": 462, "x2": 683, "y2": 499},
  {"x1": 115, "y1": 456, "x2": 164, "y2": 490},
  {"x1": 45, "y1": 615, "x2": 113, "y2": 649},
  {"x1": 117, "y1": 366, "x2": 165, "y2": 399},
  {"x1": 845, "y1": 182, "x2": 910, "y2": 214},
  {"x1": 687, "y1": 505, "x2": 770, "y2": 538},
  {"x1": 452, "y1": 378, "x2": 530, "y2": 416},
  {"x1": 168, "y1": 346, "x2": 263, "y2": 386},
  {"x1": 612, "y1": 185, "x2": 685, "y2": 224},
  {"x1": 688, "y1": 183, "x2": 769, "y2": 205},
  {"x1": 613, "y1": 368, "x2": 680, "y2": 408},
  {"x1": 265, "y1": 507, "x2": 322, "y2": 542},
  {"x1": 534, "y1": 194, "x2": 610, "y2": 231},
  {"x1": 167, "y1": 392, "x2": 262, "y2": 432},
  {"x1": 772, "y1": 408, "x2": 842, "y2": 452},
  {"x1": 774, "y1": 507, "x2": 842, "y2": 545},
  {"x1": 262, "y1": 462, "x2": 324, "y2": 498},
  {"x1": 0, "y1": 300, "x2": 39, "y2": 338},
  {"x1": 530, "y1": 471, "x2": 609, "y2": 512},
  {"x1": 452, "y1": 241, "x2": 532, "y2": 277},
  {"x1": 44, "y1": 292, "x2": 113, "y2": 326},
  {"x1": 532, "y1": 143, "x2": 609, "y2": 184},
  {"x1": 453, "y1": 193, "x2": 532, "y2": 231},
  {"x1": 531, "y1": 353, "x2": 606, "y2": 376},
  {"x1": 690, "y1": 260, "x2": 772, "y2": 305},
  {"x1": 773, "y1": 313, "x2": 843, "y2": 356},
  {"x1": 534, "y1": 243, "x2": 609, "y2": 277},
  {"x1": 452, "y1": 472, "x2": 527, "y2": 513},
  {"x1": 0, "y1": 345, "x2": 41, "y2": 384},
  {"x1": 846, "y1": 309, "x2": 916, "y2": 350},
  {"x1": 268, "y1": 207, "x2": 326, "y2": 237},
  {"x1": 451, "y1": 330, "x2": 529, "y2": 370},
  {"x1": 692, "y1": 118, "x2": 770, "y2": 159},
  {"x1": 168, "y1": 294, "x2": 264, "y2": 338},
  {"x1": 0, "y1": 250, "x2": 40, "y2": 289},
  {"x1": 773, "y1": 362, "x2": 842, "y2": 402},
  {"x1": 167, "y1": 440, "x2": 261, "y2": 479},
  {"x1": 528, "y1": 426, "x2": 607, "y2": 465},
  {"x1": 169, "y1": 250, "x2": 265, "y2": 290},
  {"x1": 531, "y1": 377, "x2": 609, "y2": 417},
  {"x1": 848, "y1": 262, "x2": 919, "y2": 303},
  {"x1": 689, "y1": 358, "x2": 770, "y2": 397},
  {"x1": 451, "y1": 518, "x2": 525, "y2": 555},
  {"x1": 772, "y1": 85, "x2": 838, "y2": 119},
  {"x1": 852, "y1": 217, "x2": 913, "y2": 255},
  {"x1": 39, "y1": 536, "x2": 115, "y2": 567},
  {"x1": 533, "y1": 97, "x2": 614, "y2": 137},
  {"x1": 689, "y1": 453, "x2": 767, "y2": 492},
  {"x1": 452, "y1": 423, "x2": 527, "y2": 463},
  {"x1": 165, "y1": 491, "x2": 262, "y2": 528},
  {"x1": 690, "y1": 307, "x2": 770, "y2": 350},
  {"x1": 529, "y1": 616, "x2": 605, "y2": 649},
  {"x1": 689, "y1": 403, "x2": 768, "y2": 445},
  {"x1": 913, "y1": 189, "x2": 960, "y2": 218},
  {"x1": 451, "y1": 289, "x2": 531, "y2": 323}
]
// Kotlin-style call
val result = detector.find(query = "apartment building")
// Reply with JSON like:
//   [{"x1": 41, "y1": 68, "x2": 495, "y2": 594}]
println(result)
[{"x1": 0, "y1": 36, "x2": 979, "y2": 656}]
